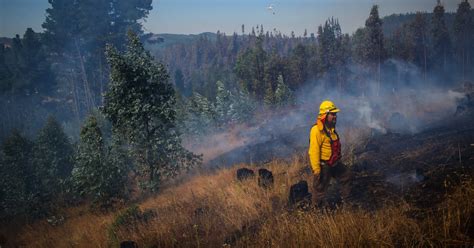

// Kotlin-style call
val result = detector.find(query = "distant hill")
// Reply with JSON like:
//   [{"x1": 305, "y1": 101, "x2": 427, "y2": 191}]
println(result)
[
  {"x1": 0, "y1": 37, "x2": 12, "y2": 47},
  {"x1": 143, "y1": 32, "x2": 217, "y2": 53},
  {"x1": 142, "y1": 10, "x2": 471, "y2": 53},
  {"x1": 381, "y1": 12, "x2": 457, "y2": 36}
]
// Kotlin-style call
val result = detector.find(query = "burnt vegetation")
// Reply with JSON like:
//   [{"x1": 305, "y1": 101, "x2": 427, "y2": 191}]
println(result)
[{"x1": 1, "y1": 0, "x2": 474, "y2": 247}]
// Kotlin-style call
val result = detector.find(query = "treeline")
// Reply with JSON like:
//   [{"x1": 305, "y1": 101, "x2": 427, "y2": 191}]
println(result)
[
  {"x1": 0, "y1": 33, "x2": 199, "y2": 221},
  {"x1": 0, "y1": 0, "x2": 154, "y2": 140},
  {"x1": 154, "y1": 1, "x2": 473, "y2": 136},
  {"x1": 1, "y1": 1, "x2": 473, "y2": 139},
  {"x1": 157, "y1": 1, "x2": 473, "y2": 102},
  {"x1": 0, "y1": 0, "x2": 202, "y2": 221}
]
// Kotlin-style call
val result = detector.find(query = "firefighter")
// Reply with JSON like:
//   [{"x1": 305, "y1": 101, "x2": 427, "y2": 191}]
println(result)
[{"x1": 308, "y1": 100, "x2": 351, "y2": 206}]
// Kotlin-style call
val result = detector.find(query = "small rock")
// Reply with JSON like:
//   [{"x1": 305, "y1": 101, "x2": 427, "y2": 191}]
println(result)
[{"x1": 236, "y1": 168, "x2": 255, "y2": 181}]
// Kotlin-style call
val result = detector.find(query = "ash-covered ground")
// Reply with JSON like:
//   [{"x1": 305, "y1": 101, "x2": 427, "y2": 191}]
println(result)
[{"x1": 207, "y1": 89, "x2": 474, "y2": 222}]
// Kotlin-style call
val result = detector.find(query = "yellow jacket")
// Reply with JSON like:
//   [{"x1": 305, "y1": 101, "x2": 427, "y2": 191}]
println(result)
[{"x1": 308, "y1": 118, "x2": 339, "y2": 174}]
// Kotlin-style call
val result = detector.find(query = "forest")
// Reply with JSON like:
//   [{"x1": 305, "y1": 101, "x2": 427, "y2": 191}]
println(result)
[{"x1": 0, "y1": 1, "x2": 474, "y2": 244}]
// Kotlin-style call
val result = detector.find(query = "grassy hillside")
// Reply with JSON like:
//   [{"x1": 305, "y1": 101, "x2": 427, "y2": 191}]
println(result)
[
  {"x1": 8, "y1": 156, "x2": 473, "y2": 247},
  {"x1": 6, "y1": 124, "x2": 474, "y2": 247}
]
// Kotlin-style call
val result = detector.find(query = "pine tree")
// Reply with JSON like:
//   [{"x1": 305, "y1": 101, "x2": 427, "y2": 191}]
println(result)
[
  {"x1": 0, "y1": 28, "x2": 55, "y2": 96},
  {"x1": 103, "y1": 32, "x2": 200, "y2": 190},
  {"x1": 72, "y1": 116, "x2": 128, "y2": 204},
  {"x1": 274, "y1": 75, "x2": 294, "y2": 107},
  {"x1": 289, "y1": 44, "x2": 308, "y2": 89},
  {"x1": 33, "y1": 116, "x2": 74, "y2": 203},
  {"x1": 72, "y1": 116, "x2": 105, "y2": 201},
  {"x1": 317, "y1": 18, "x2": 348, "y2": 90},
  {"x1": 352, "y1": 28, "x2": 367, "y2": 65},
  {"x1": 185, "y1": 92, "x2": 216, "y2": 135},
  {"x1": 174, "y1": 69, "x2": 186, "y2": 94},
  {"x1": 0, "y1": 130, "x2": 35, "y2": 219},
  {"x1": 453, "y1": 0, "x2": 473, "y2": 80},
  {"x1": 42, "y1": 0, "x2": 81, "y2": 54},
  {"x1": 235, "y1": 36, "x2": 267, "y2": 100},
  {"x1": 264, "y1": 85, "x2": 276, "y2": 107},
  {"x1": 364, "y1": 5, "x2": 385, "y2": 95},
  {"x1": 104, "y1": 134, "x2": 130, "y2": 199},
  {"x1": 229, "y1": 88, "x2": 256, "y2": 123},
  {"x1": 42, "y1": 0, "x2": 153, "y2": 114},
  {"x1": 408, "y1": 13, "x2": 429, "y2": 82},
  {"x1": 431, "y1": 2, "x2": 452, "y2": 73},
  {"x1": 263, "y1": 50, "x2": 286, "y2": 101},
  {"x1": 215, "y1": 81, "x2": 232, "y2": 124}
]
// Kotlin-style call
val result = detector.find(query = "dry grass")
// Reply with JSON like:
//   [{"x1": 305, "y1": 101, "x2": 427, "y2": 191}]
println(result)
[
  {"x1": 8, "y1": 153, "x2": 474, "y2": 247},
  {"x1": 11, "y1": 206, "x2": 116, "y2": 247}
]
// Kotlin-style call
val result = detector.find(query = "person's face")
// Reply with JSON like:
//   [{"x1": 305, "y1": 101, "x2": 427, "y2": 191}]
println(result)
[{"x1": 326, "y1": 112, "x2": 337, "y2": 126}]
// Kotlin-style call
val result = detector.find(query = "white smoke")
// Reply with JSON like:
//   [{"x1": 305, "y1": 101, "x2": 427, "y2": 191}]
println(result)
[{"x1": 355, "y1": 98, "x2": 387, "y2": 134}]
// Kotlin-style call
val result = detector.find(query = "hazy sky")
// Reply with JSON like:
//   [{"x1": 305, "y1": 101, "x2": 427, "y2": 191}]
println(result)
[{"x1": 0, "y1": 0, "x2": 462, "y2": 38}]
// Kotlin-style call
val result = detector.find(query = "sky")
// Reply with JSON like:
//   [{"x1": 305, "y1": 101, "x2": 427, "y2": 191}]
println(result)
[{"x1": 0, "y1": 0, "x2": 462, "y2": 38}]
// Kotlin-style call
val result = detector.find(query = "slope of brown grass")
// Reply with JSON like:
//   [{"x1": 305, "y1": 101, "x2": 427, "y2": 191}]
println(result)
[{"x1": 8, "y1": 151, "x2": 473, "y2": 247}]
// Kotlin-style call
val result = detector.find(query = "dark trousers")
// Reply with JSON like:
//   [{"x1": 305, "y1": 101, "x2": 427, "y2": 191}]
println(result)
[{"x1": 312, "y1": 161, "x2": 352, "y2": 205}]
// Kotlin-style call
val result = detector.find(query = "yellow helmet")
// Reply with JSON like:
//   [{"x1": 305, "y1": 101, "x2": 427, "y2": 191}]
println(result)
[{"x1": 319, "y1": 100, "x2": 340, "y2": 115}]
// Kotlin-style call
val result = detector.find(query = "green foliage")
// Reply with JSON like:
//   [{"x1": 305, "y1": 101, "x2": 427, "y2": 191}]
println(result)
[
  {"x1": 264, "y1": 74, "x2": 294, "y2": 108},
  {"x1": 180, "y1": 81, "x2": 255, "y2": 136},
  {"x1": 40, "y1": 0, "x2": 153, "y2": 117},
  {"x1": 0, "y1": 130, "x2": 35, "y2": 219},
  {"x1": 431, "y1": 3, "x2": 452, "y2": 72},
  {"x1": 288, "y1": 44, "x2": 308, "y2": 89},
  {"x1": 103, "y1": 32, "x2": 201, "y2": 190},
  {"x1": 364, "y1": 5, "x2": 386, "y2": 65},
  {"x1": 0, "y1": 28, "x2": 55, "y2": 96},
  {"x1": 453, "y1": 0, "x2": 473, "y2": 79},
  {"x1": 274, "y1": 75, "x2": 295, "y2": 107},
  {"x1": 317, "y1": 18, "x2": 350, "y2": 90},
  {"x1": 410, "y1": 13, "x2": 429, "y2": 69},
  {"x1": 352, "y1": 28, "x2": 368, "y2": 64},
  {"x1": 182, "y1": 92, "x2": 217, "y2": 136},
  {"x1": 43, "y1": 0, "x2": 152, "y2": 53},
  {"x1": 105, "y1": 134, "x2": 131, "y2": 197},
  {"x1": 72, "y1": 116, "x2": 128, "y2": 204},
  {"x1": 228, "y1": 88, "x2": 256, "y2": 123},
  {"x1": 235, "y1": 36, "x2": 267, "y2": 100},
  {"x1": 263, "y1": 51, "x2": 286, "y2": 94},
  {"x1": 1, "y1": 119, "x2": 74, "y2": 219},
  {"x1": 215, "y1": 81, "x2": 232, "y2": 123},
  {"x1": 264, "y1": 84, "x2": 276, "y2": 107},
  {"x1": 33, "y1": 116, "x2": 74, "y2": 204},
  {"x1": 174, "y1": 69, "x2": 186, "y2": 94}
]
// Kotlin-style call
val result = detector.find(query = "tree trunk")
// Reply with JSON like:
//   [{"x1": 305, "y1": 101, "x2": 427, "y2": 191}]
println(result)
[
  {"x1": 377, "y1": 59, "x2": 381, "y2": 97},
  {"x1": 99, "y1": 55, "x2": 104, "y2": 105},
  {"x1": 422, "y1": 30, "x2": 427, "y2": 84},
  {"x1": 443, "y1": 46, "x2": 447, "y2": 73},
  {"x1": 68, "y1": 70, "x2": 81, "y2": 122},
  {"x1": 424, "y1": 45, "x2": 427, "y2": 84},
  {"x1": 74, "y1": 38, "x2": 95, "y2": 112},
  {"x1": 463, "y1": 48, "x2": 466, "y2": 81},
  {"x1": 467, "y1": 50, "x2": 470, "y2": 79}
]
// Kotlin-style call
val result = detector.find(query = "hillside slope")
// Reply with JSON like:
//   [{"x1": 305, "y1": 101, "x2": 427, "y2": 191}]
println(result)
[{"x1": 8, "y1": 108, "x2": 474, "y2": 247}]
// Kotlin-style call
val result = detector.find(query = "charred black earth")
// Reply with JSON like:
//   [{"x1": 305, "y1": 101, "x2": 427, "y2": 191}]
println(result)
[
  {"x1": 350, "y1": 109, "x2": 474, "y2": 210},
  {"x1": 209, "y1": 104, "x2": 474, "y2": 216}
]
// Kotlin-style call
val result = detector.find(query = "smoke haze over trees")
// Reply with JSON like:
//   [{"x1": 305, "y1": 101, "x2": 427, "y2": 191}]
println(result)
[{"x1": 0, "y1": 0, "x2": 473, "y2": 221}]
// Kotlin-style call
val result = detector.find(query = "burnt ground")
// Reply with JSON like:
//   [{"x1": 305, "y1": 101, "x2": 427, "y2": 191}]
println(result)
[
  {"x1": 348, "y1": 110, "x2": 474, "y2": 211},
  {"x1": 207, "y1": 125, "x2": 309, "y2": 168},
  {"x1": 207, "y1": 92, "x2": 474, "y2": 219},
  {"x1": 209, "y1": 107, "x2": 474, "y2": 213},
  {"x1": 215, "y1": 107, "x2": 474, "y2": 246}
]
